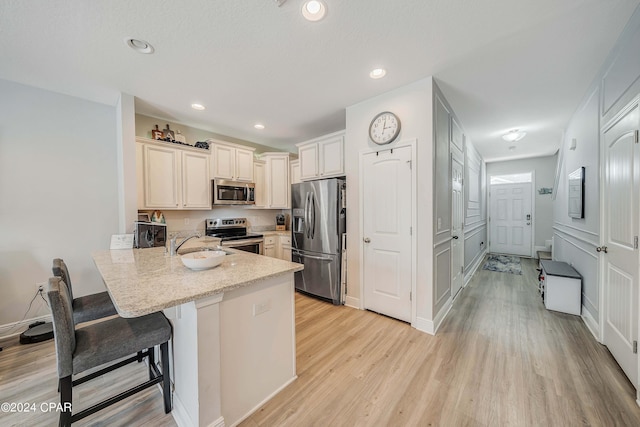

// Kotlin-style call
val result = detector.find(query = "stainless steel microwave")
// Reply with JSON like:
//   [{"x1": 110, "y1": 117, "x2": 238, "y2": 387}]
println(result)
[{"x1": 212, "y1": 180, "x2": 255, "y2": 205}]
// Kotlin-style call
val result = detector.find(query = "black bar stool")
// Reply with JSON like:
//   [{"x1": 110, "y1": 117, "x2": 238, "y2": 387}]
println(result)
[
  {"x1": 47, "y1": 276, "x2": 172, "y2": 426},
  {"x1": 52, "y1": 259, "x2": 117, "y2": 324}
]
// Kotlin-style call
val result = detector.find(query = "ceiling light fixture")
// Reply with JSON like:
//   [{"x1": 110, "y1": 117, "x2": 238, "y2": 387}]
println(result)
[
  {"x1": 302, "y1": 0, "x2": 327, "y2": 21},
  {"x1": 191, "y1": 103, "x2": 206, "y2": 110},
  {"x1": 502, "y1": 129, "x2": 526, "y2": 142},
  {"x1": 254, "y1": 123, "x2": 265, "y2": 130},
  {"x1": 125, "y1": 38, "x2": 154, "y2": 54},
  {"x1": 369, "y1": 68, "x2": 387, "y2": 79}
]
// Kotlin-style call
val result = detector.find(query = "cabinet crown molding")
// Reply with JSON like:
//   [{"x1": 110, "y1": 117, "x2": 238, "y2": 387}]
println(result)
[{"x1": 295, "y1": 130, "x2": 345, "y2": 147}]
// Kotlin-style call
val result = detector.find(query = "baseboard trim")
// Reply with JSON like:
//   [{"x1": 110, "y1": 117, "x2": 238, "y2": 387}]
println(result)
[
  {"x1": 413, "y1": 316, "x2": 434, "y2": 335},
  {"x1": 345, "y1": 296, "x2": 360, "y2": 309},
  {"x1": 433, "y1": 297, "x2": 453, "y2": 334},
  {"x1": 228, "y1": 375, "x2": 297, "y2": 427},
  {"x1": 0, "y1": 314, "x2": 52, "y2": 339},
  {"x1": 464, "y1": 248, "x2": 487, "y2": 286},
  {"x1": 581, "y1": 307, "x2": 601, "y2": 343},
  {"x1": 171, "y1": 392, "x2": 198, "y2": 427}
]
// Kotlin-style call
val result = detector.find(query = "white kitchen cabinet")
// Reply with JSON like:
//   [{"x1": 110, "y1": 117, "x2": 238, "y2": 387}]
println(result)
[
  {"x1": 298, "y1": 144, "x2": 318, "y2": 181},
  {"x1": 264, "y1": 236, "x2": 277, "y2": 258},
  {"x1": 279, "y1": 235, "x2": 291, "y2": 261},
  {"x1": 143, "y1": 144, "x2": 180, "y2": 209},
  {"x1": 253, "y1": 160, "x2": 267, "y2": 208},
  {"x1": 137, "y1": 137, "x2": 211, "y2": 210},
  {"x1": 290, "y1": 159, "x2": 301, "y2": 185},
  {"x1": 258, "y1": 153, "x2": 291, "y2": 209},
  {"x1": 296, "y1": 130, "x2": 344, "y2": 181},
  {"x1": 211, "y1": 141, "x2": 255, "y2": 182},
  {"x1": 181, "y1": 151, "x2": 211, "y2": 208}
]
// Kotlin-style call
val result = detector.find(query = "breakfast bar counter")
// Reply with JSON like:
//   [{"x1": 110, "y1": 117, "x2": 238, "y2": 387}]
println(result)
[{"x1": 92, "y1": 243, "x2": 303, "y2": 427}]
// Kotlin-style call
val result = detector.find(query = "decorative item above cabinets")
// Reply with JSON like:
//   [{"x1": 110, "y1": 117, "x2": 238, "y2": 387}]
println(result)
[
  {"x1": 209, "y1": 140, "x2": 255, "y2": 182},
  {"x1": 296, "y1": 130, "x2": 344, "y2": 181}
]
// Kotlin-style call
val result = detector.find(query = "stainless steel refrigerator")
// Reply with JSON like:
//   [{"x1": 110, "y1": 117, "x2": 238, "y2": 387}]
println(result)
[{"x1": 291, "y1": 178, "x2": 346, "y2": 305}]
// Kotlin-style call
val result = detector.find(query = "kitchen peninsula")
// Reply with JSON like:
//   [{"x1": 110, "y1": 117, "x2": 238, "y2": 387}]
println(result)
[{"x1": 92, "y1": 242, "x2": 303, "y2": 427}]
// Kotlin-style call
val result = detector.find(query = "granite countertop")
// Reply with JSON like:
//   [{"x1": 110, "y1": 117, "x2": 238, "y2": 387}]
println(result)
[{"x1": 92, "y1": 238, "x2": 303, "y2": 318}]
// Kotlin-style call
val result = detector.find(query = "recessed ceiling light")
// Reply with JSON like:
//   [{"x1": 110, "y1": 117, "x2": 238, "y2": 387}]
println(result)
[
  {"x1": 369, "y1": 68, "x2": 387, "y2": 79},
  {"x1": 254, "y1": 123, "x2": 265, "y2": 130},
  {"x1": 502, "y1": 129, "x2": 526, "y2": 142},
  {"x1": 191, "y1": 103, "x2": 206, "y2": 111},
  {"x1": 125, "y1": 38, "x2": 154, "y2": 54},
  {"x1": 302, "y1": 0, "x2": 327, "y2": 21}
]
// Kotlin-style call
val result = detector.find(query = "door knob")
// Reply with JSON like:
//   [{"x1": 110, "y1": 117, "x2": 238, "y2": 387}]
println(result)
[
  {"x1": 527, "y1": 222, "x2": 531, "y2": 225},
  {"x1": 452, "y1": 235, "x2": 459, "y2": 239},
  {"x1": 363, "y1": 238, "x2": 371, "y2": 243},
  {"x1": 596, "y1": 246, "x2": 608, "y2": 253}
]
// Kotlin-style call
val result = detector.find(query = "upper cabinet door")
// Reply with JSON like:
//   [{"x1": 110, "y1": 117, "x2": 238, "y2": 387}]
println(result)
[
  {"x1": 235, "y1": 148, "x2": 254, "y2": 182},
  {"x1": 182, "y1": 152, "x2": 211, "y2": 209},
  {"x1": 299, "y1": 144, "x2": 319, "y2": 181},
  {"x1": 268, "y1": 155, "x2": 290, "y2": 208},
  {"x1": 144, "y1": 145, "x2": 180, "y2": 208},
  {"x1": 212, "y1": 144, "x2": 235, "y2": 180},
  {"x1": 290, "y1": 160, "x2": 301, "y2": 185},
  {"x1": 253, "y1": 160, "x2": 267, "y2": 208},
  {"x1": 320, "y1": 136, "x2": 344, "y2": 177},
  {"x1": 297, "y1": 131, "x2": 345, "y2": 181}
]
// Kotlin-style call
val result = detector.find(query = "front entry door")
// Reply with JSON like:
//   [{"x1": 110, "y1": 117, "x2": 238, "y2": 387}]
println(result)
[
  {"x1": 362, "y1": 146, "x2": 412, "y2": 322},
  {"x1": 451, "y1": 156, "x2": 464, "y2": 299},
  {"x1": 489, "y1": 182, "x2": 532, "y2": 257},
  {"x1": 603, "y1": 101, "x2": 639, "y2": 387}
]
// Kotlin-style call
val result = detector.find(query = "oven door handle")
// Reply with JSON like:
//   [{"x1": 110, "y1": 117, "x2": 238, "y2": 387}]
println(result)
[{"x1": 221, "y1": 238, "x2": 264, "y2": 246}]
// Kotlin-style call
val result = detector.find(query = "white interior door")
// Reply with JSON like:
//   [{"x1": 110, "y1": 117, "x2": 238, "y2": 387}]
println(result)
[
  {"x1": 451, "y1": 156, "x2": 464, "y2": 298},
  {"x1": 603, "y1": 102, "x2": 639, "y2": 387},
  {"x1": 363, "y1": 147, "x2": 412, "y2": 322},
  {"x1": 489, "y1": 182, "x2": 532, "y2": 257}
]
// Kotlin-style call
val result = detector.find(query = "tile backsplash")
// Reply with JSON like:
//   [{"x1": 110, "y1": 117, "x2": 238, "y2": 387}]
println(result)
[{"x1": 142, "y1": 208, "x2": 289, "y2": 237}]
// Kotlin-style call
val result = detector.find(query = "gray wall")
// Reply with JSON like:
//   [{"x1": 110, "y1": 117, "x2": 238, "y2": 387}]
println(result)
[
  {"x1": 487, "y1": 155, "x2": 557, "y2": 251},
  {"x1": 553, "y1": 7, "x2": 640, "y2": 335},
  {"x1": 0, "y1": 79, "x2": 119, "y2": 334},
  {"x1": 464, "y1": 140, "x2": 487, "y2": 278}
]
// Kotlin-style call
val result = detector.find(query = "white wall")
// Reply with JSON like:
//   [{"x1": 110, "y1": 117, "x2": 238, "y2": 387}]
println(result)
[
  {"x1": 345, "y1": 77, "x2": 435, "y2": 326},
  {"x1": 487, "y1": 154, "x2": 557, "y2": 250},
  {"x1": 0, "y1": 79, "x2": 119, "y2": 334}
]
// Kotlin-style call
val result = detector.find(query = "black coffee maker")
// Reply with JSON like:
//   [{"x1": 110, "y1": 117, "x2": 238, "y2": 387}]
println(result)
[{"x1": 134, "y1": 221, "x2": 167, "y2": 248}]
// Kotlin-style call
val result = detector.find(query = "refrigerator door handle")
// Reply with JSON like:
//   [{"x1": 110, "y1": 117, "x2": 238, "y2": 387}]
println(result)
[
  {"x1": 294, "y1": 251, "x2": 334, "y2": 262},
  {"x1": 310, "y1": 192, "x2": 316, "y2": 239},
  {"x1": 304, "y1": 192, "x2": 310, "y2": 239}
]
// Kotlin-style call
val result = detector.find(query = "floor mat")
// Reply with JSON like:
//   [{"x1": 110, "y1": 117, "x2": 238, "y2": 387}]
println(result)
[{"x1": 482, "y1": 254, "x2": 522, "y2": 275}]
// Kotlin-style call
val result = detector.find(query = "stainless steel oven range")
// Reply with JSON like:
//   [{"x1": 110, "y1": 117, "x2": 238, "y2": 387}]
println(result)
[{"x1": 205, "y1": 218, "x2": 264, "y2": 255}]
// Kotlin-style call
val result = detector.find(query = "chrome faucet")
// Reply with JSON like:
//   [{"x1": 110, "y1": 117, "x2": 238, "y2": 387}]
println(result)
[{"x1": 169, "y1": 232, "x2": 202, "y2": 256}]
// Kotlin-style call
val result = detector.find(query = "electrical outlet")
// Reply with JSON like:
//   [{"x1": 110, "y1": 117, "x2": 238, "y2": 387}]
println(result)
[
  {"x1": 184, "y1": 218, "x2": 190, "y2": 226},
  {"x1": 253, "y1": 300, "x2": 271, "y2": 316},
  {"x1": 36, "y1": 282, "x2": 46, "y2": 294}
]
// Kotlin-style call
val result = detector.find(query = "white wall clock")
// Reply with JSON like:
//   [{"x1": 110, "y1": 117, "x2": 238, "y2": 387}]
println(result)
[{"x1": 369, "y1": 111, "x2": 401, "y2": 145}]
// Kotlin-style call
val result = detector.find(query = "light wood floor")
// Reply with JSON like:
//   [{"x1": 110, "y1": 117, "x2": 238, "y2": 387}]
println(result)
[{"x1": 2, "y1": 258, "x2": 640, "y2": 426}]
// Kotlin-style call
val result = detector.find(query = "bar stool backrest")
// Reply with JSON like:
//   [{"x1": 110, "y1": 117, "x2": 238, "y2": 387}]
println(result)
[{"x1": 47, "y1": 276, "x2": 76, "y2": 379}]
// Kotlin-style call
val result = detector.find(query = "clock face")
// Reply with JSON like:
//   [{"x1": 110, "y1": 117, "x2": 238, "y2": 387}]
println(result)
[{"x1": 369, "y1": 111, "x2": 401, "y2": 145}]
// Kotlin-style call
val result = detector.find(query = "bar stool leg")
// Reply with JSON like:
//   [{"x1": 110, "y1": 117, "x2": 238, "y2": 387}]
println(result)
[
  {"x1": 161, "y1": 341, "x2": 171, "y2": 414},
  {"x1": 59, "y1": 376, "x2": 72, "y2": 427},
  {"x1": 148, "y1": 346, "x2": 155, "y2": 380}
]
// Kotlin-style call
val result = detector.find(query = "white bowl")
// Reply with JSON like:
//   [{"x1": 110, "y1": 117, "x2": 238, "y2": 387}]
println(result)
[{"x1": 181, "y1": 250, "x2": 226, "y2": 270}]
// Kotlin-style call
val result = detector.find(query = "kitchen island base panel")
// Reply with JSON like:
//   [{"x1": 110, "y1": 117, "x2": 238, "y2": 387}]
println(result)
[{"x1": 165, "y1": 273, "x2": 296, "y2": 427}]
